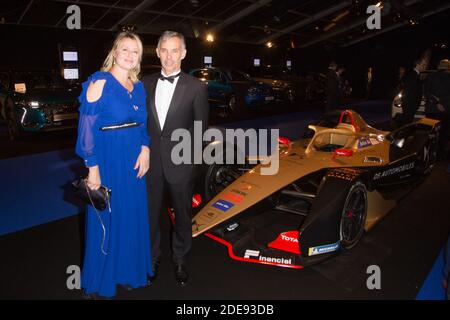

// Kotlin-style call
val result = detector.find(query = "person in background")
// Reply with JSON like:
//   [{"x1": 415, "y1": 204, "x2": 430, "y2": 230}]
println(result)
[
  {"x1": 396, "y1": 66, "x2": 406, "y2": 94},
  {"x1": 325, "y1": 61, "x2": 342, "y2": 112},
  {"x1": 400, "y1": 58, "x2": 428, "y2": 125},
  {"x1": 337, "y1": 65, "x2": 351, "y2": 98},
  {"x1": 366, "y1": 66, "x2": 373, "y2": 99},
  {"x1": 425, "y1": 59, "x2": 450, "y2": 160},
  {"x1": 75, "y1": 31, "x2": 153, "y2": 298}
]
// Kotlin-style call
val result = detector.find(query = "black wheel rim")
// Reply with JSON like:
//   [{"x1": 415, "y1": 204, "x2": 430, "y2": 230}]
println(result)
[
  {"x1": 228, "y1": 96, "x2": 236, "y2": 111},
  {"x1": 340, "y1": 186, "x2": 366, "y2": 245}
]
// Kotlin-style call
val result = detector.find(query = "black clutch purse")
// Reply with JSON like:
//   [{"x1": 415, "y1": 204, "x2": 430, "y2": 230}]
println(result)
[{"x1": 72, "y1": 178, "x2": 111, "y2": 211}]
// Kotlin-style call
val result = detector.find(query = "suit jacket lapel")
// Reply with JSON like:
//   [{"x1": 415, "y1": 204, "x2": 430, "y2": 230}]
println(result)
[
  {"x1": 149, "y1": 76, "x2": 162, "y2": 134},
  {"x1": 163, "y1": 72, "x2": 187, "y2": 134}
]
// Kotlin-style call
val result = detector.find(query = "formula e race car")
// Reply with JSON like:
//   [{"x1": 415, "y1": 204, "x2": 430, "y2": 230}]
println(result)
[{"x1": 191, "y1": 110, "x2": 440, "y2": 269}]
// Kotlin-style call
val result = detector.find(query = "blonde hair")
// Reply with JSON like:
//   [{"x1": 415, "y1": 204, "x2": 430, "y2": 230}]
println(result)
[{"x1": 101, "y1": 32, "x2": 143, "y2": 83}]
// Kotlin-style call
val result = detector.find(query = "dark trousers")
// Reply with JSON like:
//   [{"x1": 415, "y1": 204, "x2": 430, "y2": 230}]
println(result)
[
  {"x1": 401, "y1": 101, "x2": 421, "y2": 126},
  {"x1": 148, "y1": 169, "x2": 194, "y2": 265}
]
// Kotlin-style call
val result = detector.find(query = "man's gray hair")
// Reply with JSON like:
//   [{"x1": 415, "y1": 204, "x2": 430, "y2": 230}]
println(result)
[{"x1": 157, "y1": 31, "x2": 186, "y2": 49}]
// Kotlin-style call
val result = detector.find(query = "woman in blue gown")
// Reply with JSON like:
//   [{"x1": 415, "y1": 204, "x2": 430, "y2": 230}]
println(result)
[{"x1": 75, "y1": 32, "x2": 152, "y2": 298}]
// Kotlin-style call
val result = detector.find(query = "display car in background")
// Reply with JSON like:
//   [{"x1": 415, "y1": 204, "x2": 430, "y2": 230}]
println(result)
[
  {"x1": 189, "y1": 67, "x2": 274, "y2": 112},
  {"x1": 191, "y1": 110, "x2": 440, "y2": 269},
  {"x1": 247, "y1": 65, "x2": 304, "y2": 104},
  {"x1": 246, "y1": 66, "x2": 328, "y2": 104},
  {"x1": 303, "y1": 72, "x2": 327, "y2": 102},
  {"x1": 0, "y1": 70, "x2": 80, "y2": 140}
]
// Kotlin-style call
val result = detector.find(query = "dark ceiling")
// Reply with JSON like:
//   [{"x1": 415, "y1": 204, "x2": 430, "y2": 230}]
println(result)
[{"x1": 1, "y1": 0, "x2": 449, "y2": 48}]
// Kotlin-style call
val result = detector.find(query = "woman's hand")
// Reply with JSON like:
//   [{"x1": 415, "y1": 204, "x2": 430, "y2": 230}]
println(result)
[
  {"x1": 134, "y1": 146, "x2": 150, "y2": 178},
  {"x1": 86, "y1": 165, "x2": 101, "y2": 190}
]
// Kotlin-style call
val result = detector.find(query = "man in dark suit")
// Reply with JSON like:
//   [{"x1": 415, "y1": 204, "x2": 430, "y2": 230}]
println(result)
[
  {"x1": 325, "y1": 61, "x2": 343, "y2": 113},
  {"x1": 425, "y1": 59, "x2": 450, "y2": 159},
  {"x1": 143, "y1": 31, "x2": 209, "y2": 286},
  {"x1": 400, "y1": 59, "x2": 427, "y2": 125}
]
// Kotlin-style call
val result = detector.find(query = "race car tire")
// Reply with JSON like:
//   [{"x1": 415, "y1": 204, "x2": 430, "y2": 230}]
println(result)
[
  {"x1": 204, "y1": 163, "x2": 243, "y2": 200},
  {"x1": 339, "y1": 181, "x2": 368, "y2": 250},
  {"x1": 203, "y1": 144, "x2": 249, "y2": 200}
]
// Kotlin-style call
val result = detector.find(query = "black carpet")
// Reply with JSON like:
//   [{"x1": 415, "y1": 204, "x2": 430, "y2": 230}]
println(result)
[{"x1": 1, "y1": 162, "x2": 449, "y2": 300}]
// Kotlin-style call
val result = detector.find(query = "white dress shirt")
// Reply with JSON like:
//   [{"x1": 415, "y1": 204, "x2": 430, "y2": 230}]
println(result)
[{"x1": 155, "y1": 69, "x2": 180, "y2": 130}]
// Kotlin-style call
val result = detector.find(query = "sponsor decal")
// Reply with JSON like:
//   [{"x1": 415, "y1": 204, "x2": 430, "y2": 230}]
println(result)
[
  {"x1": 226, "y1": 222, "x2": 239, "y2": 232},
  {"x1": 281, "y1": 233, "x2": 298, "y2": 243},
  {"x1": 268, "y1": 231, "x2": 300, "y2": 254},
  {"x1": 212, "y1": 199, "x2": 234, "y2": 212},
  {"x1": 243, "y1": 249, "x2": 293, "y2": 265},
  {"x1": 308, "y1": 241, "x2": 340, "y2": 256},
  {"x1": 369, "y1": 137, "x2": 380, "y2": 145},
  {"x1": 240, "y1": 180, "x2": 262, "y2": 190},
  {"x1": 373, "y1": 162, "x2": 414, "y2": 180},
  {"x1": 244, "y1": 249, "x2": 260, "y2": 259},
  {"x1": 259, "y1": 255, "x2": 292, "y2": 265},
  {"x1": 201, "y1": 211, "x2": 218, "y2": 221},
  {"x1": 364, "y1": 156, "x2": 382, "y2": 163},
  {"x1": 327, "y1": 168, "x2": 360, "y2": 181},
  {"x1": 358, "y1": 137, "x2": 372, "y2": 149},
  {"x1": 223, "y1": 192, "x2": 244, "y2": 204},
  {"x1": 231, "y1": 189, "x2": 247, "y2": 196}
]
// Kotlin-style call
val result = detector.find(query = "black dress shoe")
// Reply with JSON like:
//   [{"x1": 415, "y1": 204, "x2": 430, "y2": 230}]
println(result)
[
  {"x1": 120, "y1": 284, "x2": 133, "y2": 291},
  {"x1": 82, "y1": 291, "x2": 101, "y2": 300},
  {"x1": 147, "y1": 260, "x2": 160, "y2": 285},
  {"x1": 174, "y1": 263, "x2": 188, "y2": 287}
]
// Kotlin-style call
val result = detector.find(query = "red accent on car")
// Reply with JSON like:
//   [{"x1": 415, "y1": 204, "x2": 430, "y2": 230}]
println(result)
[
  {"x1": 332, "y1": 149, "x2": 353, "y2": 158},
  {"x1": 268, "y1": 231, "x2": 301, "y2": 254},
  {"x1": 204, "y1": 232, "x2": 303, "y2": 269},
  {"x1": 223, "y1": 192, "x2": 244, "y2": 204},
  {"x1": 192, "y1": 194, "x2": 202, "y2": 208},
  {"x1": 338, "y1": 110, "x2": 360, "y2": 132},
  {"x1": 278, "y1": 136, "x2": 291, "y2": 146}
]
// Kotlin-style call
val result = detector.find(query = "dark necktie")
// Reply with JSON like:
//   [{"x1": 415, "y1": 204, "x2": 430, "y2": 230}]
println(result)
[{"x1": 159, "y1": 72, "x2": 181, "y2": 84}]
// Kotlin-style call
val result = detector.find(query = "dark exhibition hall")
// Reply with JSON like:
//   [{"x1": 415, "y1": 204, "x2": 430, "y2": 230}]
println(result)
[{"x1": 1, "y1": 0, "x2": 450, "y2": 306}]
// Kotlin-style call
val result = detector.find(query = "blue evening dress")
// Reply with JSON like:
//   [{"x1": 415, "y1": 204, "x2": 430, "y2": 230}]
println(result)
[{"x1": 76, "y1": 71, "x2": 153, "y2": 297}]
